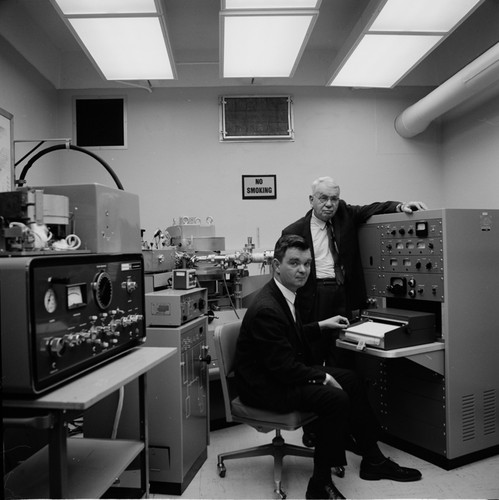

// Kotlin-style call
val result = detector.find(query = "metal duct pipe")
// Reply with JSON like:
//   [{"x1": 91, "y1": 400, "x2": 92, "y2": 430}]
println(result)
[{"x1": 395, "y1": 42, "x2": 499, "y2": 138}]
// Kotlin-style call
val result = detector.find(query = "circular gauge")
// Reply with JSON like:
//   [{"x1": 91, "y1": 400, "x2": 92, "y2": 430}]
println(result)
[{"x1": 44, "y1": 288, "x2": 57, "y2": 313}]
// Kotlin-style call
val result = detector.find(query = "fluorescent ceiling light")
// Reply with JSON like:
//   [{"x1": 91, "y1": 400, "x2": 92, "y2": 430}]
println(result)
[
  {"x1": 54, "y1": 0, "x2": 157, "y2": 15},
  {"x1": 222, "y1": 14, "x2": 315, "y2": 78},
  {"x1": 69, "y1": 18, "x2": 174, "y2": 80},
  {"x1": 370, "y1": 0, "x2": 483, "y2": 32},
  {"x1": 331, "y1": 34, "x2": 443, "y2": 88},
  {"x1": 52, "y1": 0, "x2": 176, "y2": 81},
  {"x1": 327, "y1": 0, "x2": 483, "y2": 88},
  {"x1": 221, "y1": 11, "x2": 318, "y2": 78},
  {"x1": 223, "y1": 0, "x2": 320, "y2": 8}
]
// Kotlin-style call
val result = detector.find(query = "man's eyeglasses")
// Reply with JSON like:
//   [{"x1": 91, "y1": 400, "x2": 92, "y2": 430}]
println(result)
[{"x1": 314, "y1": 194, "x2": 339, "y2": 205}]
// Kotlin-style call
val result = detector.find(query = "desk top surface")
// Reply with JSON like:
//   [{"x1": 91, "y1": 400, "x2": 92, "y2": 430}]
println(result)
[{"x1": 3, "y1": 346, "x2": 176, "y2": 411}]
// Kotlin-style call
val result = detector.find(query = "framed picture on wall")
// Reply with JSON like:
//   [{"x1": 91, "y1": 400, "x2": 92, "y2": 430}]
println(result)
[{"x1": 0, "y1": 107, "x2": 14, "y2": 192}]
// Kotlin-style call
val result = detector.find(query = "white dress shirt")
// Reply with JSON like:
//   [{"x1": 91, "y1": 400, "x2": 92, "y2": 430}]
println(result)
[
  {"x1": 310, "y1": 213, "x2": 335, "y2": 279},
  {"x1": 274, "y1": 278, "x2": 297, "y2": 321}
]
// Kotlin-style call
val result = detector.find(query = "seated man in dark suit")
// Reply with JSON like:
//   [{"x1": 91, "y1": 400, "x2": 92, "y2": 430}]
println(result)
[{"x1": 235, "y1": 234, "x2": 421, "y2": 500}]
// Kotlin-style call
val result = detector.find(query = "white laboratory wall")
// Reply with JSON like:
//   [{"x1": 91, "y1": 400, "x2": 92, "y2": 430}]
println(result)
[
  {"x1": 441, "y1": 97, "x2": 499, "y2": 209},
  {"x1": 0, "y1": 36, "x2": 60, "y2": 187},
  {"x1": 55, "y1": 87, "x2": 443, "y2": 251}
]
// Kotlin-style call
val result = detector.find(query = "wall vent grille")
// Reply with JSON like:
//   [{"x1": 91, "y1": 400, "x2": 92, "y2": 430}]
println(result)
[{"x1": 219, "y1": 95, "x2": 294, "y2": 142}]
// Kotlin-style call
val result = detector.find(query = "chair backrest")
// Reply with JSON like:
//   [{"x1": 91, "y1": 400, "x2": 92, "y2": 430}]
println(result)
[{"x1": 214, "y1": 319, "x2": 243, "y2": 423}]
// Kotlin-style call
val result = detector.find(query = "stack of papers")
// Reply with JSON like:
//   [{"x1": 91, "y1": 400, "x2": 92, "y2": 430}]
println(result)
[{"x1": 345, "y1": 321, "x2": 399, "y2": 338}]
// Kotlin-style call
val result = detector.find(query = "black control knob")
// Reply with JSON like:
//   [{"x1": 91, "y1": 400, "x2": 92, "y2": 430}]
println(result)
[
  {"x1": 47, "y1": 337, "x2": 67, "y2": 357},
  {"x1": 122, "y1": 279, "x2": 138, "y2": 293},
  {"x1": 65, "y1": 333, "x2": 84, "y2": 347},
  {"x1": 199, "y1": 353, "x2": 212, "y2": 364},
  {"x1": 426, "y1": 262, "x2": 433, "y2": 270},
  {"x1": 199, "y1": 345, "x2": 211, "y2": 364}
]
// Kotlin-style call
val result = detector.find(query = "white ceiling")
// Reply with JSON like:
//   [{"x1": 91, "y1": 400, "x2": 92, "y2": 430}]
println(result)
[{"x1": 2, "y1": 0, "x2": 499, "y2": 90}]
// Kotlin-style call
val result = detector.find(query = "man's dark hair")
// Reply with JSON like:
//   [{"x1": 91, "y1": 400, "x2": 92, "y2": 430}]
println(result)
[{"x1": 273, "y1": 234, "x2": 310, "y2": 262}]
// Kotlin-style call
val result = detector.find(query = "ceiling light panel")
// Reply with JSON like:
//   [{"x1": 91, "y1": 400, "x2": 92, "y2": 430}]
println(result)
[
  {"x1": 330, "y1": 34, "x2": 443, "y2": 88},
  {"x1": 54, "y1": 0, "x2": 157, "y2": 15},
  {"x1": 223, "y1": 0, "x2": 320, "y2": 8},
  {"x1": 327, "y1": 0, "x2": 484, "y2": 88},
  {"x1": 51, "y1": 0, "x2": 176, "y2": 80},
  {"x1": 68, "y1": 17, "x2": 174, "y2": 80},
  {"x1": 222, "y1": 13, "x2": 316, "y2": 78},
  {"x1": 370, "y1": 0, "x2": 483, "y2": 32}
]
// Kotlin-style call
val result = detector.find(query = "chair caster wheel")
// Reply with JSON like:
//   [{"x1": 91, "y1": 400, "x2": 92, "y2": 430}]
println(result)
[
  {"x1": 217, "y1": 462, "x2": 226, "y2": 478},
  {"x1": 334, "y1": 466, "x2": 345, "y2": 478},
  {"x1": 274, "y1": 487, "x2": 287, "y2": 499}
]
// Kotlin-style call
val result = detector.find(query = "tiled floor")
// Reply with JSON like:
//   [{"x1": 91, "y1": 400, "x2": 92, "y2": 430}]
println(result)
[{"x1": 151, "y1": 424, "x2": 499, "y2": 499}]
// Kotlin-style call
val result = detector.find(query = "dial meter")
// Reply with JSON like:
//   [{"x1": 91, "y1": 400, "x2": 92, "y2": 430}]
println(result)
[
  {"x1": 67, "y1": 283, "x2": 86, "y2": 310},
  {"x1": 44, "y1": 288, "x2": 57, "y2": 313}
]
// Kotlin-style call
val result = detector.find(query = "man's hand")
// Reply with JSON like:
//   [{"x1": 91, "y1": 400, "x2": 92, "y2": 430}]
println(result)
[
  {"x1": 324, "y1": 373, "x2": 343, "y2": 390},
  {"x1": 318, "y1": 315, "x2": 349, "y2": 330},
  {"x1": 399, "y1": 201, "x2": 428, "y2": 213}
]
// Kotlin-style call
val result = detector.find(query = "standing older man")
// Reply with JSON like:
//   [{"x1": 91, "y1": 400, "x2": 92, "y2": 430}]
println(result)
[
  {"x1": 282, "y1": 176, "x2": 427, "y2": 366},
  {"x1": 235, "y1": 234, "x2": 422, "y2": 500}
]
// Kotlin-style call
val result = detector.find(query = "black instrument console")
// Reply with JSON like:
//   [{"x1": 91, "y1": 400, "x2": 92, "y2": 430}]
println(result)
[{"x1": 0, "y1": 253, "x2": 145, "y2": 395}]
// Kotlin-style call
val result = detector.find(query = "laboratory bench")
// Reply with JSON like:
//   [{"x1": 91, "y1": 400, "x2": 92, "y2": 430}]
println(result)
[{"x1": 2, "y1": 346, "x2": 176, "y2": 499}]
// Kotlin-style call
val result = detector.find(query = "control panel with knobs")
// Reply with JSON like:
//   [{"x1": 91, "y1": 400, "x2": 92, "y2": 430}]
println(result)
[{"x1": 0, "y1": 253, "x2": 146, "y2": 395}]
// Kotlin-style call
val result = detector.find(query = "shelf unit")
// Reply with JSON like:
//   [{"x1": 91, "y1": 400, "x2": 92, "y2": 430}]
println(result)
[{"x1": 3, "y1": 346, "x2": 176, "y2": 499}]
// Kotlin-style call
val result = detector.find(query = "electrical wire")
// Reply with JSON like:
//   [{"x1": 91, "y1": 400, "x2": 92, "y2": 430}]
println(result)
[
  {"x1": 116, "y1": 80, "x2": 153, "y2": 93},
  {"x1": 18, "y1": 144, "x2": 124, "y2": 190},
  {"x1": 111, "y1": 386, "x2": 125, "y2": 440},
  {"x1": 14, "y1": 140, "x2": 46, "y2": 167},
  {"x1": 221, "y1": 271, "x2": 240, "y2": 319}
]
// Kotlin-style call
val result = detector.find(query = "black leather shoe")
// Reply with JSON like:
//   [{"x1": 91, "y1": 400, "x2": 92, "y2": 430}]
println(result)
[
  {"x1": 306, "y1": 478, "x2": 346, "y2": 499},
  {"x1": 360, "y1": 457, "x2": 422, "y2": 482}
]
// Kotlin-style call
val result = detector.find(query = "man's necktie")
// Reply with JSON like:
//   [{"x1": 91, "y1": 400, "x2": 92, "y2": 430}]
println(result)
[
  {"x1": 294, "y1": 307, "x2": 307, "y2": 347},
  {"x1": 326, "y1": 222, "x2": 345, "y2": 285}
]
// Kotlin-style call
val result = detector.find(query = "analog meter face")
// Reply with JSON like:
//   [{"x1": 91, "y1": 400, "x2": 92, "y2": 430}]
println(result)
[
  {"x1": 44, "y1": 288, "x2": 57, "y2": 313},
  {"x1": 67, "y1": 284, "x2": 86, "y2": 309}
]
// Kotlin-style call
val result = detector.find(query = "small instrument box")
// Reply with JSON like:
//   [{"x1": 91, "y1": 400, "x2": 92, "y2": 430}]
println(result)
[
  {"x1": 146, "y1": 288, "x2": 207, "y2": 326},
  {"x1": 173, "y1": 269, "x2": 197, "y2": 289}
]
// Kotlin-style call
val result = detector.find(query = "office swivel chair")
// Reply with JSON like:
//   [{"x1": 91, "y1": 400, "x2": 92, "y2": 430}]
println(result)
[{"x1": 214, "y1": 319, "x2": 344, "y2": 500}]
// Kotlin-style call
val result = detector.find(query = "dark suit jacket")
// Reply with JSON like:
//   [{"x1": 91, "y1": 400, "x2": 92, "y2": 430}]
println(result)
[
  {"x1": 282, "y1": 200, "x2": 400, "y2": 322},
  {"x1": 235, "y1": 279, "x2": 326, "y2": 412}
]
